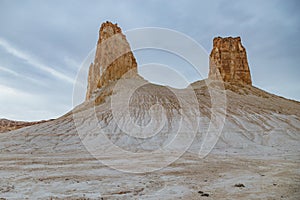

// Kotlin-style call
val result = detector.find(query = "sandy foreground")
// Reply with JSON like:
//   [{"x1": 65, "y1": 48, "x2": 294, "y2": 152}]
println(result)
[{"x1": 0, "y1": 150, "x2": 299, "y2": 199}]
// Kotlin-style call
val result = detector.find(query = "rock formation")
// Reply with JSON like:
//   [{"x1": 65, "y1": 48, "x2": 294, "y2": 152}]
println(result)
[
  {"x1": 209, "y1": 36, "x2": 252, "y2": 85},
  {"x1": 0, "y1": 118, "x2": 53, "y2": 133},
  {"x1": 1, "y1": 21, "x2": 300, "y2": 199},
  {"x1": 86, "y1": 21, "x2": 138, "y2": 100}
]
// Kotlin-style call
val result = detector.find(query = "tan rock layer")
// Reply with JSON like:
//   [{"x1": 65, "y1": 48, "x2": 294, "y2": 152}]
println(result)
[
  {"x1": 209, "y1": 36, "x2": 252, "y2": 85},
  {"x1": 86, "y1": 22, "x2": 253, "y2": 100},
  {"x1": 86, "y1": 21, "x2": 137, "y2": 100},
  {"x1": 0, "y1": 119, "x2": 53, "y2": 133}
]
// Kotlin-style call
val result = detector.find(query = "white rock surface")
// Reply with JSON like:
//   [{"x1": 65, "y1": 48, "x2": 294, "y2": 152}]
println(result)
[{"x1": 0, "y1": 80, "x2": 299, "y2": 199}]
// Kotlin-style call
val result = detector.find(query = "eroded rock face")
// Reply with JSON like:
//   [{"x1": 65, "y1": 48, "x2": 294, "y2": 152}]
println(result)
[
  {"x1": 86, "y1": 21, "x2": 138, "y2": 100},
  {"x1": 209, "y1": 36, "x2": 252, "y2": 85},
  {"x1": 0, "y1": 119, "x2": 53, "y2": 133}
]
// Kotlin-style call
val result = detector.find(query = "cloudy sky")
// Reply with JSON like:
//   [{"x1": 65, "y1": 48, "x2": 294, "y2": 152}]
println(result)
[{"x1": 0, "y1": 0, "x2": 299, "y2": 121}]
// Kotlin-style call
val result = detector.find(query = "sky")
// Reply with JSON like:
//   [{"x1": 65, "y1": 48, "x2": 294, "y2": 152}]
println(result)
[{"x1": 0, "y1": 0, "x2": 299, "y2": 121}]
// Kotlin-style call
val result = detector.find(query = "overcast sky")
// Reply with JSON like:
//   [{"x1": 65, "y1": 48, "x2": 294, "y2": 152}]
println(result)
[{"x1": 0, "y1": 0, "x2": 299, "y2": 121}]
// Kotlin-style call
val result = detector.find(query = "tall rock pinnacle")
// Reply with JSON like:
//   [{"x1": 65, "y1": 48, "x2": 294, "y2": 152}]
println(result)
[
  {"x1": 209, "y1": 36, "x2": 252, "y2": 85},
  {"x1": 86, "y1": 21, "x2": 137, "y2": 100}
]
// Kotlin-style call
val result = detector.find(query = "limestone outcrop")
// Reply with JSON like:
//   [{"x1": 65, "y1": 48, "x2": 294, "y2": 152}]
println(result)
[
  {"x1": 209, "y1": 36, "x2": 252, "y2": 85},
  {"x1": 86, "y1": 21, "x2": 138, "y2": 100},
  {"x1": 0, "y1": 118, "x2": 53, "y2": 133},
  {"x1": 86, "y1": 23, "x2": 253, "y2": 101}
]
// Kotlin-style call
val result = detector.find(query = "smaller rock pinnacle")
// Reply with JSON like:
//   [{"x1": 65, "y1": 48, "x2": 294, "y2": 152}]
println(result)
[{"x1": 209, "y1": 36, "x2": 252, "y2": 85}]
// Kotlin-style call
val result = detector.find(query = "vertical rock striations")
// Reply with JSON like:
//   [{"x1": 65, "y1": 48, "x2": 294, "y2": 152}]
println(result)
[
  {"x1": 209, "y1": 36, "x2": 252, "y2": 85},
  {"x1": 86, "y1": 21, "x2": 138, "y2": 100},
  {"x1": 86, "y1": 25, "x2": 253, "y2": 101}
]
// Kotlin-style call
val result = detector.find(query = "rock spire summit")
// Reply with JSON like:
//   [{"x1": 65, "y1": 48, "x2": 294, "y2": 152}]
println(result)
[
  {"x1": 209, "y1": 36, "x2": 252, "y2": 85},
  {"x1": 86, "y1": 21, "x2": 137, "y2": 100}
]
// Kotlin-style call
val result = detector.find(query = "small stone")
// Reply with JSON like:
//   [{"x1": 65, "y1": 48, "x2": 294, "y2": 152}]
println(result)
[
  {"x1": 234, "y1": 183, "x2": 245, "y2": 187},
  {"x1": 201, "y1": 193, "x2": 209, "y2": 197}
]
